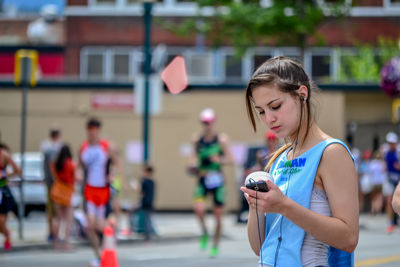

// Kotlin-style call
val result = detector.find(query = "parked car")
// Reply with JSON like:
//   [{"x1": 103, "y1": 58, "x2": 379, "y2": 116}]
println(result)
[{"x1": 8, "y1": 152, "x2": 47, "y2": 217}]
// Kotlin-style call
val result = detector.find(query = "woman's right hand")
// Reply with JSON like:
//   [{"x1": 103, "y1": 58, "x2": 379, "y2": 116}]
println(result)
[{"x1": 240, "y1": 180, "x2": 289, "y2": 214}]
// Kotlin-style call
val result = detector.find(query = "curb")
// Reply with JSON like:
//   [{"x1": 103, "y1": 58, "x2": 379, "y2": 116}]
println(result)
[{"x1": 0, "y1": 234, "x2": 200, "y2": 254}]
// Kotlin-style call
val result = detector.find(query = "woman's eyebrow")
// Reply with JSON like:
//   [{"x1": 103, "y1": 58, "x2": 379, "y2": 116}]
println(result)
[{"x1": 254, "y1": 98, "x2": 280, "y2": 109}]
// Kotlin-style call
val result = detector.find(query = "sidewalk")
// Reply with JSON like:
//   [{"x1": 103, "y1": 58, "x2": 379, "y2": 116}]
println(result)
[
  {"x1": 3, "y1": 210, "x2": 244, "y2": 253},
  {"x1": 1, "y1": 211, "x2": 394, "y2": 253}
]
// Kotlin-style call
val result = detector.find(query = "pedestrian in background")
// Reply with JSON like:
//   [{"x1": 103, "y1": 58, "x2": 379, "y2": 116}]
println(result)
[
  {"x1": 359, "y1": 149, "x2": 372, "y2": 213},
  {"x1": 0, "y1": 141, "x2": 20, "y2": 251},
  {"x1": 368, "y1": 150, "x2": 386, "y2": 214},
  {"x1": 238, "y1": 130, "x2": 279, "y2": 224},
  {"x1": 52, "y1": 144, "x2": 77, "y2": 251},
  {"x1": 188, "y1": 108, "x2": 234, "y2": 257},
  {"x1": 40, "y1": 126, "x2": 62, "y2": 242},
  {"x1": 140, "y1": 164, "x2": 156, "y2": 241},
  {"x1": 241, "y1": 56, "x2": 358, "y2": 266},
  {"x1": 383, "y1": 132, "x2": 400, "y2": 234}
]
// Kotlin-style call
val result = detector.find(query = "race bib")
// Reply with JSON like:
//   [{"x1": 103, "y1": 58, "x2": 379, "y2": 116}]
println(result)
[{"x1": 204, "y1": 172, "x2": 223, "y2": 189}]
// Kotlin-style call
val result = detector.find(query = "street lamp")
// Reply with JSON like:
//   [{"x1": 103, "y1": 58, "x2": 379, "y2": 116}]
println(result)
[{"x1": 142, "y1": 0, "x2": 154, "y2": 164}]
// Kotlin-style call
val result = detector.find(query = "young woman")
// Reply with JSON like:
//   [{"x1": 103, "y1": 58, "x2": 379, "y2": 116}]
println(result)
[
  {"x1": 240, "y1": 56, "x2": 359, "y2": 267},
  {"x1": 53, "y1": 144, "x2": 76, "y2": 250},
  {"x1": 0, "y1": 142, "x2": 20, "y2": 251}
]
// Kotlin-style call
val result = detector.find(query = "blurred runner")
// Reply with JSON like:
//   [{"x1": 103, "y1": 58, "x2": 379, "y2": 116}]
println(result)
[
  {"x1": 188, "y1": 108, "x2": 233, "y2": 257},
  {"x1": 0, "y1": 141, "x2": 21, "y2": 251},
  {"x1": 80, "y1": 118, "x2": 114, "y2": 267}
]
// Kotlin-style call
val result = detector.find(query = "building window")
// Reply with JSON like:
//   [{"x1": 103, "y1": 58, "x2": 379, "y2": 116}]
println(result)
[
  {"x1": 93, "y1": 0, "x2": 117, "y2": 5},
  {"x1": 224, "y1": 54, "x2": 243, "y2": 83},
  {"x1": 184, "y1": 51, "x2": 215, "y2": 83},
  {"x1": 276, "y1": 48, "x2": 301, "y2": 63},
  {"x1": 82, "y1": 47, "x2": 143, "y2": 81},
  {"x1": 311, "y1": 53, "x2": 331, "y2": 83},
  {"x1": 87, "y1": 53, "x2": 104, "y2": 78},
  {"x1": 113, "y1": 53, "x2": 131, "y2": 80},
  {"x1": 253, "y1": 54, "x2": 272, "y2": 72},
  {"x1": 338, "y1": 50, "x2": 357, "y2": 82}
]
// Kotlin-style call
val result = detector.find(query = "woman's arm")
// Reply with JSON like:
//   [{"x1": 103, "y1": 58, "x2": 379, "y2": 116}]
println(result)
[
  {"x1": 244, "y1": 204, "x2": 266, "y2": 256},
  {"x1": 392, "y1": 183, "x2": 400, "y2": 214},
  {"x1": 242, "y1": 144, "x2": 359, "y2": 253}
]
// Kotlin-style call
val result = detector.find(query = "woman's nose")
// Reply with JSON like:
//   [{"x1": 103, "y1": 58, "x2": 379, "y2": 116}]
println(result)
[{"x1": 264, "y1": 111, "x2": 276, "y2": 125}]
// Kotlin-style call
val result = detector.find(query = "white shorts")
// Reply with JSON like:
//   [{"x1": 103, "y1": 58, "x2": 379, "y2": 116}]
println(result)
[{"x1": 383, "y1": 179, "x2": 395, "y2": 197}]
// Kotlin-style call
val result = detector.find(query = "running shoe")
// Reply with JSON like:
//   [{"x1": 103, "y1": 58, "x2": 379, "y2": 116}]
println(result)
[
  {"x1": 199, "y1": 234, "x2": 209, "y2": 250},
  {"x1": 209, "y1": 246, "x2": 219, "y2": 258},
  {"x1": 3, "y1": 240, "x2": 11, "y2": 251},
  {"x1": 387, "y1": 224, "x2": 395, "y2": 234}
]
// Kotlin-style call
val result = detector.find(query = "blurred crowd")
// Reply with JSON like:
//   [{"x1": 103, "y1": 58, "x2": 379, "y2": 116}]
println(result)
[
  {"x1": 0, "y1": 118, "x2": 156, "y2": 267},
  {"x1": 2, "y1": 111, "x2": 400, "y2": 264},
  {"x1": 355, "y1": 131, "x2": 400, "y2": 234}
]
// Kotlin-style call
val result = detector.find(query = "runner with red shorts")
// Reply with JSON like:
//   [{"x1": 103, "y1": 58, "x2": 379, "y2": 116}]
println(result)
[{"x1": 80, "y1": 118, "x2": 114, "y2": 267}]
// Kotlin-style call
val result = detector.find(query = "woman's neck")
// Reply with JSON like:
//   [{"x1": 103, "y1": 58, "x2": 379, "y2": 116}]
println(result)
[{"x1": 288, "y1": 122, "x2": 329, "y2": 158}]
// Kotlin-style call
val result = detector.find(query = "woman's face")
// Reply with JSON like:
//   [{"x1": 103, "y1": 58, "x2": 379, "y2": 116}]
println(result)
[{"x1": 252, "y1": 85, "x2": 301, "y2": 139}]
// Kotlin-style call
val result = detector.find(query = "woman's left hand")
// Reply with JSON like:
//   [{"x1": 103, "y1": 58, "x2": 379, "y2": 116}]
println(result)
[{"x1": 240, "y1": 180, "x2": 288, "y2": 214}]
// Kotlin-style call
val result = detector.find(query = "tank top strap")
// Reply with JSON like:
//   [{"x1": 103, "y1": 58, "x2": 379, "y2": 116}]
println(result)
[{"x1": 321, "y1": 139, "x2": 355, "y2": 163}]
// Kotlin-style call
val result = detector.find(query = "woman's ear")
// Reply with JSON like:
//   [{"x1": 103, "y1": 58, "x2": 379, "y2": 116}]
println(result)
[{"x1": 297, "y1": 85, "x2": 308, "y2": 100}]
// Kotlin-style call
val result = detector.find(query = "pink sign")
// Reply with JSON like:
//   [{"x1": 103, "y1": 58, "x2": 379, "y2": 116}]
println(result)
[
  {"x1": 91, "y1": 93, "x2": 134, "y2": 110},
  {"x1": 161, "y1": 56, "x2": 188, "y2": 95}
]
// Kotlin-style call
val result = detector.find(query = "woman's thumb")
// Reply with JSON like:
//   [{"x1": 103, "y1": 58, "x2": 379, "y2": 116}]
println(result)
[{"x1": 266, "y1": 179, "x2": 277, "y2": 190}]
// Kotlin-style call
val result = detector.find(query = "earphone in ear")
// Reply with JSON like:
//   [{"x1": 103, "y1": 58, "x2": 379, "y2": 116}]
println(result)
[{"x1": 300, "y1": 96, "x2": 307, "y2": 102}]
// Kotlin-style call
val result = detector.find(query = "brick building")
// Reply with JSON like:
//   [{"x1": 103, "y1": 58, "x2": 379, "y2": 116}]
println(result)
[{"x1": 0, "y1": 0, "x2": 399, "y2": 210}]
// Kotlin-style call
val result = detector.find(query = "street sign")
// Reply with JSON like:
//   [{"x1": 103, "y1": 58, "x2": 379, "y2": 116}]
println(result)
[
  {"x1": 14, "y1": 49, "x2": 38, "y2": 87},
  {"x1": 134, "y1": 74, "x2": 162, "y2": 115},
  {"x1": 161, "y1": 56, "x2": 188, "y2": 95}
]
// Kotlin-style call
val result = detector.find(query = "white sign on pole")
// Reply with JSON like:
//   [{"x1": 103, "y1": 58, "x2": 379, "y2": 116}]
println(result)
[{"x1": 134, "y1": 74, "x2": 163, "y2": 115}]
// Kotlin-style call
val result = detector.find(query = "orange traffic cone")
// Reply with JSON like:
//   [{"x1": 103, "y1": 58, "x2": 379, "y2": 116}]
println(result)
[{"x1": 100, "y1": 225, "x2": 119, "y2": 267}]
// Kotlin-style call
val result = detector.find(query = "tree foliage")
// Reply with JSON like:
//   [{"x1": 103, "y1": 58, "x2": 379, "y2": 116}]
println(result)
[
  {"x1": 163, "y1": 0, "x2": 349, "y2": 58},
  {"x1": 338, "y1": 37, "x2": 400, "y2": 83}
]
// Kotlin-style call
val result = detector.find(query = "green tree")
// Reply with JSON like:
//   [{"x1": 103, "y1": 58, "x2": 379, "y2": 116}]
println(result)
[
  {"x1": 338, "y1": 46, "x2": 380, "y2": 83},
  {"x1": 378, "y1": 36, "x2": 400, "y2": 67},
  {"x1": 337, "y1": 37, "x2": 400, "y2": 83},
  {"x1": 163, "y1": 0, "x2": 349, "y2": 64}
]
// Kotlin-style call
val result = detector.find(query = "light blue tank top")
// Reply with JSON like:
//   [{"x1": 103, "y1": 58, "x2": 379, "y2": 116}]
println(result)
[{"x1": 260, "y1": 139, "x2": 354, "y2": 267}]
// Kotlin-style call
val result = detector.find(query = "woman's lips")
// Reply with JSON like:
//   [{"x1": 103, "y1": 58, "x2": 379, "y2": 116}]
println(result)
[{"x1": 271, "y1": 126, "x2": 280, "y2": 131}]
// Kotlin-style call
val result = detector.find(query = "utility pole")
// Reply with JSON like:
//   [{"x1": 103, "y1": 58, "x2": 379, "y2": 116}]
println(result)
[
  {"x1": 142, "y1": 1, "x2": 153, "y2": 164},
  {"x1": 14, "y1": 49, "x2": 38, "y2": 240}
]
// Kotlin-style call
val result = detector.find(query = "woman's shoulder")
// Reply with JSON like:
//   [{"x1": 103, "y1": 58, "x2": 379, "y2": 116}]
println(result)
[
  {"x1": 318, "y1": 141, "x2": 355, "y2": 176},
  {"x1": 322, "y1": 141, "x2": 352, "y2": 160}
]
